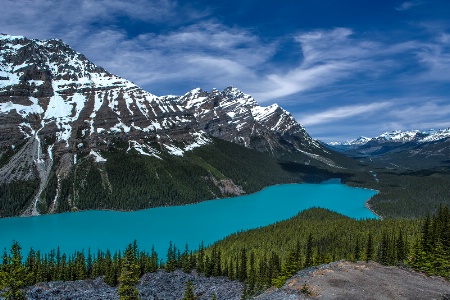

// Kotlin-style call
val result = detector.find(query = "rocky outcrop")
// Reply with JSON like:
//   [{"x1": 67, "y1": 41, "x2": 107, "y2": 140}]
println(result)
[
  {"x1": 26, "y1": 270, "x2": 243, "y2": 300},
  {"x1": 255, "y1": 261, "x2": 450, "y2": 300},
  {"x1": 176, "y1": 87, "x2": 321, "y2": 156}
]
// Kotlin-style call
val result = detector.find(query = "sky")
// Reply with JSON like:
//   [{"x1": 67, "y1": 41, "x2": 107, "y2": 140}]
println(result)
[{"x1": 2, "y1": 0, "x2": 450, "y2": 142}]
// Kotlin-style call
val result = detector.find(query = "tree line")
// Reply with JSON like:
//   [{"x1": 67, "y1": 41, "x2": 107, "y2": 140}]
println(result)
[{"x1": 2, "y1": 207, "x2": 449, "y2": 299}]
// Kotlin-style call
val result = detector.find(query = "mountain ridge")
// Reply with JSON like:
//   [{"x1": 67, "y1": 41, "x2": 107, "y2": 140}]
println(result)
[
  {"x1": 329, "y1": 128, "x2": 450, "y2": 147},
  {"x1": 0, "y1": 33, "x2": 340, "y2": 217}
]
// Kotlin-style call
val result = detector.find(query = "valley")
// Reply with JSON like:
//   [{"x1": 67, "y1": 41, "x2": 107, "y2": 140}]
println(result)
[{"x1": 1, "y1": 33, "x2": 450, "y2": 299}]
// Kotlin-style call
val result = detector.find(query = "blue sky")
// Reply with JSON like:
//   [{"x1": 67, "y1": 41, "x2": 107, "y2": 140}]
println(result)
[{"x1": 2, "y1": 0, "x2": 450, "y2": 141}]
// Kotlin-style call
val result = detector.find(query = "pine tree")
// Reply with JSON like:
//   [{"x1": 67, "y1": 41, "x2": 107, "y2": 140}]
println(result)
[
  {"x1": 396, "y1": 229, "x2": 406, "y2": 263},
  {"x1": 238, "y1": 249, "x2": 247, "y2": 282},
  {"x1": 422, "y1": 213, "x2": 431, "y2": 252},
  {"x1": 0, "y1": 241, "x2": 31, "y2": 300},
  {"x1": 196, "y1": 242, "x2": 205, "y2": 274},
  {"x1": 118, "y1": 245, "x2": 140, "y2": 300},
  {"x1": 305, "y1": 233, "x2": 313, "y2": 267},
  {"x1": 182, "y1": 244, "x2": 191, "y2": 273},
  {"x1": 378, "y1": 232, "x2": 389, "y2": 265},
  {"x1": 182, "y1": 280, "x2": 198, "y2": 300},
  {"x1": 104, "y1": 250, "x2": 116, "y2": 286},
  {"x1": 228, "y1": 259, "x2": 235, "y2": 280},
  {"x1": 354, "y1": 238, "x2": 361, "y2": 261},
  {"x1": 165, "y1": 242, "x2": 177, "y2": 272},
  {"x1": 366, "y1": 232, "x2": 374, "y2": 262},
  {"x1": 248, "y1": 252, "x2": 256, "y2": 294},
  {"x1": 146, "y1": 246, "x2": 158, "y2": 273}
]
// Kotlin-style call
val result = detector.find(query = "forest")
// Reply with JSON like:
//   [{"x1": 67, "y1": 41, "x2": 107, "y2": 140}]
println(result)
[
  {"x1": 1, "y1": 138, "x2": 342, "y2": 217},
  {"x1": 2, "y1": 207, "x2": 449, "y2": 299}
]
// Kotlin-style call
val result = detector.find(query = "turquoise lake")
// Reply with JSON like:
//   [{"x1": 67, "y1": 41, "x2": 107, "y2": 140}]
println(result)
[{"x1": 0, "y1": 182, "x2": 377, "y2": 257}]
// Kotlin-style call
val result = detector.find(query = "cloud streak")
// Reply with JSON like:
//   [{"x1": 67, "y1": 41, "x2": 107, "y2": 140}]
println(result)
[
  {"x1": 2, "y1": 0, "x2": 450, "y2": 140},
  {"x1": 300, "y1": 102, "x2": 392, "y2": 126},
  {"x1": 396, "y1": 1, "x2": 422, "y2": 11}
]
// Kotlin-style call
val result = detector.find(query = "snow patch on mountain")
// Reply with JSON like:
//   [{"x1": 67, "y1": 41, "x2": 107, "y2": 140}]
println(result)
[
  {"x1": 90, "y1": 150, "x2": 107, "y2": 163},
  {"x1": 330, "y1": 128, "x2": 450, "y2": 146},
  {"x1": 0, "y1": 34, "x2": 328, "y2": 165}
]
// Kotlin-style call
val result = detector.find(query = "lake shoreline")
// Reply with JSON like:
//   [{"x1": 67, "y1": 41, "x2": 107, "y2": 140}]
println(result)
[
  {"x1": 366, "y1": 201, "x2": 383, "y2": 220},
  {"x1": 12, "y1": 179, "x2": 342, "y2": 219},
  {"x1": 1, "y1": 182, "x2": 378, "y2": 259}
]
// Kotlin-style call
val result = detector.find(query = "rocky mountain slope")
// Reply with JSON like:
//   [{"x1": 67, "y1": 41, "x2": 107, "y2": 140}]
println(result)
[{"x1": 0, "y1": 34, "x2": 340, "y2": 217}]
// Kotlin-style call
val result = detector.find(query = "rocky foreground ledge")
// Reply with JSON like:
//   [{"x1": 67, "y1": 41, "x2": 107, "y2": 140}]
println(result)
[
  {"x1": 256, "y1": 260, "x2": 450, "y2": 300},
  {"x1": 21, "y1": 261, "x2": 450, "y2": 299},
  {"x1": 25, "y1": 270, "x2": 243, "y2": 300}
]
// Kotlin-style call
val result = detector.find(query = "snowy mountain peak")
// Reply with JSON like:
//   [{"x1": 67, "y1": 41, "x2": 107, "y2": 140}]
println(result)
[
  {"x1": 328, "y1": 136, "x2": 371, "y2": 146},
  {"x1": 377, "y1": 130, "x2": 421, "y2": 142},
  {"x1": 0, "y1": 33, "x2": 338, "y2": 217},
  {"x1": 0, "y1": 34, "x2": 26, "y2": 41},
  {"x1": 329, "y1": 128, "x2": 450, "y2": 147},
  {"x1": 1, "y1": 33, "x2": 331, "y2": 182}
]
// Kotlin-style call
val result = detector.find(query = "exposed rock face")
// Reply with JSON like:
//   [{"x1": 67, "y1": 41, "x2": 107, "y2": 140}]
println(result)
[
  {"x1": 176, "y1": 86, "x2": 321, "y2": 156},
  {"x1": 25, "y1": 270, "x2": 243, "y2": 300},
  {"x1": 255, "y1": 261, "x2": 450, "y2": 300},
  {"x1": 0, "y1": 34, "x2": 333, "y2": 216}
]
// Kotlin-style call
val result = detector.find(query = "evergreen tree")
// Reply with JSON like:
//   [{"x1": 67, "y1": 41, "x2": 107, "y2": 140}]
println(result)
[
  {"x1": 305, "y1": 233, "x2": 313, "y2": 267},
  {"x1": 238, "y1": 249, "x2": 247, "y2": 282},
  {"x1": 149, "y1": 246, "x2": 158, "y2": 273},
  {"x1": 396, "y1": 229, "x2": 406, "y2": 263},
  {"x1": 227, "y1": 259, "x2": 234, "y2": 280},
  {"x1": 0, "y1": 241, "x2": 31, "y2": 300},
  {"x1": 354, "y1": 238, "x2": 361, "y2": 261},
  {"x1": 104, "y1": 250, "x2": 116, "y2": 286},
  {"x1": 196, "y1": 242, "x2": 205, "y2": 274},
  {"x1": 366, "y1": 232, "x2": 374, "y2": 262},
  {"x1": 118, "y1": 245, "x2": 140, "y2": 300},
  {"x1": 165, "y1": 242, "x2": 177, "y2": 272},
  {"x1": 181, "y1": 280, "x2": 198, "y2": 300},
  {"x1": 422, "y1": 213, "x2": 431, "y2": 252},
  {"x1": 248, "y1": 252, "x2": 256, "y2": 294},
  {"x1": 182, "y1": 244, "x2": 191, "y2": 273}
]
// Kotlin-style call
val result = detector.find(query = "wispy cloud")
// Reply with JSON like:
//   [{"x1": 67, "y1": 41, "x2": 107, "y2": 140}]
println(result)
[
  {"x1": 2, "y1": 0, "x2": 450, "y2": 141},
  {"x1": 299, "y1": 102, "x2": 392, "y2": 126},
  {"x1": 73, "y1": 21, "x2": 275, "y2": 93},
  {"x1": 388, "y1": 100, "x2": 450, "y2": 123},
  {"x1": 396, "y1": 1, "x2": 422, "y2": 11},
  {"x1": 308, "y1": 99, "x2": 450, "y2": 142}
]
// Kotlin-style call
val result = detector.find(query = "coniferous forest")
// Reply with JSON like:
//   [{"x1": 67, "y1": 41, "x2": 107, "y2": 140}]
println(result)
[{"x1": 2, "y1": 207, "x2": 450, "y2": 299}]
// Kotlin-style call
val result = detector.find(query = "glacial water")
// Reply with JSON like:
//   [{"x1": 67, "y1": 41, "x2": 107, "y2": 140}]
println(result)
[{"x1": 0, "y1": 182, "x2": 377, "y2": 257}]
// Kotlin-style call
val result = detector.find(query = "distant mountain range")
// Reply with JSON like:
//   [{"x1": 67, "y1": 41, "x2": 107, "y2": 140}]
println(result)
[
  {"x1": 326, "y1": 128, "x2": 450, "y2": 170},
  {"x1": 329, "y1": 129, "x2": 450, "y2": 148},
  {"x1": 0, "y1": 34, "x2": 342, "y2": 217}
]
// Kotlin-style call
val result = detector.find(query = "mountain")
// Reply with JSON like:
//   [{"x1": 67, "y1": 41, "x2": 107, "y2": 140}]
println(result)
[
  {"x1": 0, "y1": 34, "x2": 341, "y2": 217},
  {"x1": 329, "y1": 129, "x2": 450, "y2": 147},
  {"x1": 326, "y1": 129, "x2": 450, "y2": 170}
]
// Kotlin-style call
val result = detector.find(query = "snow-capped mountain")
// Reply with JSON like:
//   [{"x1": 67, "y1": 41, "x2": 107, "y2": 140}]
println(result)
[
  {"x1": 328, "y1": 128, "x2": 450, "y2": 166},
  {"x1": 329, "y1": 129, "x2": 450, "y2": 147},
  {"x1": 0, "y1": 34, "x2": 334, "y2": 217}
]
